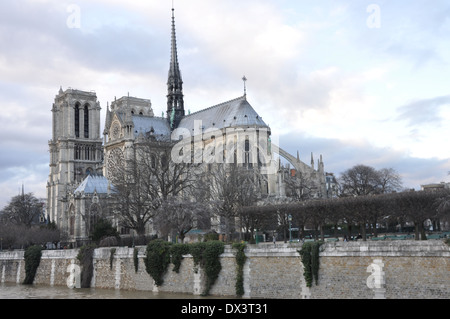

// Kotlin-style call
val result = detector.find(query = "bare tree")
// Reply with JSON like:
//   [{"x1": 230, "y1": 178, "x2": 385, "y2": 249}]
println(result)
[
  {"x1": 284, "y1": 171, "x2": 316, "y2": 200},
  {"x1": 393, "y1": 190, "x2": 441, "y2": 240},
  {"x1": 110, "y1": 142, "x2": 199, "y2": 237},
  {"x1": 436, "y1": 191, "x2": 450, "y2": 231},
  {"x1": 259, "y1": 197, "x2": 296, "y2": 243},
  {"x1": 376, "y1": 168, "x2": 403, "y2": 193},
  {"x1": 1, "y1": 193, "x2": 43, "y2": 228},
  {"x1": 156, "y1": 198, "x2": 210, "y2": 243},
  {"x1": 339, "y1": 165, "x2": 403, "y2": 196},
  {"x1": 339, "y1": 165, "x2": 380, "y2": 196},
  {"x1": 209, "y1": 163, "x2": 262, "y2": 240}
]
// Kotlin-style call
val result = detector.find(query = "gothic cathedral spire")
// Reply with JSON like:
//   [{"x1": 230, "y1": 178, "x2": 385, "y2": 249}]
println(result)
[{"x1": 167, "y1": 7, "x2": 185, "y2": 129}]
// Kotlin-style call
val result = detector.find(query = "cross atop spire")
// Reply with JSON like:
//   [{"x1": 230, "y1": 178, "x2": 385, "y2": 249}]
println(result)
[{"x1": 242, "y1": 76, "x2": 247, "y2": 97}]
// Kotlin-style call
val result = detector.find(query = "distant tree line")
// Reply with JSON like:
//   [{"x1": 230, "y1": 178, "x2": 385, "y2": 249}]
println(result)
[
  {"x1": 242, "y1": 188, "x2": 450, "y2": 241},
  {"x1": 239, "y1": 164, "x2": 450, "y2": 242},
  {"x1": 0, "y1": 192, "x2": 60, "y2": 250}
]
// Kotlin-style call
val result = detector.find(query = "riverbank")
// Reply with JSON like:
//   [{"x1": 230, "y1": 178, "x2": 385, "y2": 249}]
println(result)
[{"x1": 1, "y1": 240, "x2": 449, "y2": 299}]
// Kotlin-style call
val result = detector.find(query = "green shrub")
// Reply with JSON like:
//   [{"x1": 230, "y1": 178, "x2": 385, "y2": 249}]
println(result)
[
  {"x1": 170, "y1": 243, "x2": 189, "y2": 273},
  {"x1": 23, "y1": 245, "x2": 42, "y2": 285},
  {"x1": 298, "y1": 241, "x2": 323, "y2": 288},
  {"x1": 76, "y1": 244, "x2": 96, "y2": 288},
  {"x1": 109, "y1": 248, "x2": 116, "y2": 270},
  {"x1": 188, "y1": 241, "x2": 224, "y2": 296},
  {"x1": 133, "y1": 247, "x2": 139, "y2": 273},
  {"x1": 202, "y1": 241, "x2": 225, "y2": 296},
  {"x1": 203, "y1": 231, "x2": 219, "y2": 242},
  {"x1": 144, "y1": 239, "x2": 172, "y2": 287},
  {"x1": 232, "y1": 242, "x2": 247, "y2": 297},
  {"x1": 91, "y1": 218, "x2": 119, "y2": 244},
  {"x1": 189, "y1": 242, "x2": 207, "y2": 273},
  {"x1": 298, "y1": 242, "x2": 312, "y2": 287},
  {"x1": 311, "y1": 242, "x2": 321, "y2": 285}
]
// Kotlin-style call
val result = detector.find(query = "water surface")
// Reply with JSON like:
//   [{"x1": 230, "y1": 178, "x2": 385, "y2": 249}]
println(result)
[{"x1": 0, "y1": 283, "x2": 227, "y2": 299}]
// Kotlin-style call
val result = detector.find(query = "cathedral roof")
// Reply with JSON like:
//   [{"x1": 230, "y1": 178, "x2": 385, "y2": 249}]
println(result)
[
  {"x1": 178, "y1": 96, "x2": 268, "y2": 133},
  {"x1": 132, "y1": 116, "x2": 172, "y2": 141},
  {"x1": 74, "y1": 175, "x2": 110, "y2": 195}
]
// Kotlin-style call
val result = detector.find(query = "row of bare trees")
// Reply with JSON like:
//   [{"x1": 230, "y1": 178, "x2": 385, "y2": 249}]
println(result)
[{"x1": 242, "y1": 189, "x2": 450, "y2": 241}]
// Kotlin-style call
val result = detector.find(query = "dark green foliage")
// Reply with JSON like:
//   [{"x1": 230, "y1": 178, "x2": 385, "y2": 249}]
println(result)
[
  {"x1": 144, "y1": 239, "x2": 172, "y2": 286},
  {"x1": 133, "y1": 248, "x2": 139, "y2": 273},
  {"x1": 232, "y1": 242, "x2": 247, "y2": 296},
  {"x1": 311, "y1": 242, "x2": 321, "y2": 285},
  {"x1": 109, "y1": 248, "x2": 116, "y2": 270},
  {"x1": 202, "y1": 241, "x2": 225, "y2": 296},
  {"x1": 203, "y1": 231, "x2": 219, "y2": 242},
  {"x1": 170, "y1": 243, "x2": 189, "y2": 273},
  {"x1": 91, "y1": 218, "x2": 119, "y2": 244},
  {"x1": 189, "y1": 242, "x2": 207, "y2": 271},
  {"x1": 76, "y1": 244, "x2": 96, "y2": 288},
  {"x1": 142, "y1": 240, "x2": 224, "y2": 294},
  {"x1": 298, "y1": 241, "x2": 322, "y2": 288},
  {"x1": 188, "y1": 241, "x2": 224, "y2": 296},
  {"x1": 298, "y1": 243, "x2": 312, "y2": 287},
  {"x1": 23, "y1": 245, "x2": 42, "y2": 285}
]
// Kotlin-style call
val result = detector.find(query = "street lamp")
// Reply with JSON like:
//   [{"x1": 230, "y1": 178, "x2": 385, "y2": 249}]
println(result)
[{"x1": 288, "y1": 214, "x2": 292, "y2": 242}]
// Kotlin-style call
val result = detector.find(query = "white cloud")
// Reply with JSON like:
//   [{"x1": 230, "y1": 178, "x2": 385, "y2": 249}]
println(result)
[{"x1": 1, "y1": 0, "x2": 450, "y2": 208}]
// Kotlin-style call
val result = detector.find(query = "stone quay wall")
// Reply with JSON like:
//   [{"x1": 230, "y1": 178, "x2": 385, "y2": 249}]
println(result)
[{"x1": 0, "y1": 241, "x2": 448, "y2": 299}]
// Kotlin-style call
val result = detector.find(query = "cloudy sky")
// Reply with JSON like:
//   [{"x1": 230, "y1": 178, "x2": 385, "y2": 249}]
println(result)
[{"x1": 0, "y1": 0, "x2": 449, "y2": 209}]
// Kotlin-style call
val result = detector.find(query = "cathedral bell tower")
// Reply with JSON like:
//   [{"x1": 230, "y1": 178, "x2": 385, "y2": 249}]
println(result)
[
  {"x1": 47, "y1": 88, "x2": 103, "y2": 231},
  {"x1": 167, "y1": 7, "x2": 185, "y2": 130}
]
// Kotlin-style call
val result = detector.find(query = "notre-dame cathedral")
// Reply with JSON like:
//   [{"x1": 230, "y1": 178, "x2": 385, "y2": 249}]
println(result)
[{"x1": 46, "y1": 8, "x2": 330, "y2": 244}]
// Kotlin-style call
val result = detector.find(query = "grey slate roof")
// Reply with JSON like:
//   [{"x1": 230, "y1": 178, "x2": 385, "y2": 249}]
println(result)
[
  {"x1": 132, "y1": 116, "x2": 172, "y2": 141},
  {"x1": 75, "y1": 175, "x2": 110, "y2": 195},
  {"x1": 178, "y1": 96, "x2": 268, "y2": 133}
]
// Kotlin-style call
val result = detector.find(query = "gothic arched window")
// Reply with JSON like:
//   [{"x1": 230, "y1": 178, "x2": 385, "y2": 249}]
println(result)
[
  {"x1": 75, "y1": 103, "x2": 80, "y2": 138},
  {"x1": 84, "y1": 104, "x2": 89, "y2": 138}
]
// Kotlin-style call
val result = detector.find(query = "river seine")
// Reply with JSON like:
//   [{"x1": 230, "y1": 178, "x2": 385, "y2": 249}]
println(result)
[{"x1": 0, "y1": 283, "x2": 226, "y2": 299}]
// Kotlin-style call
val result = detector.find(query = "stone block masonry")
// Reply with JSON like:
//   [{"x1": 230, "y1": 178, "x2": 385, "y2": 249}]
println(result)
[{"x1": 0, "y1": 241, "x2": 448, "y2": 299}]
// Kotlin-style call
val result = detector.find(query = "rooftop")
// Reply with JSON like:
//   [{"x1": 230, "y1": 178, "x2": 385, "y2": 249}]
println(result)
[
  {"x1": 179, "y1": 96, "x2": 268, "y2": 133},
  {"x1": 74, "y1": 175, "x2": 110, "y2": 195}
]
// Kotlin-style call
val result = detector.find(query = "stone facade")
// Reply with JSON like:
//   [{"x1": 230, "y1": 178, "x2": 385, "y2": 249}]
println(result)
[
  {"x1": 46, "y1": 88, "x2": 104, "y2": 242},
  {"x1": 46, "y1": 8, "x2": 329, "y2": 244},
  {"x1": 1, "y1": 241, "x2": 448, "y2": 299}
]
